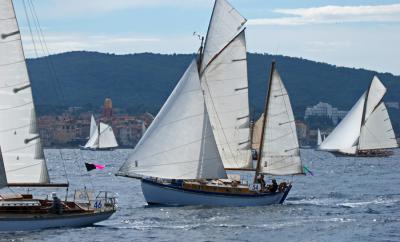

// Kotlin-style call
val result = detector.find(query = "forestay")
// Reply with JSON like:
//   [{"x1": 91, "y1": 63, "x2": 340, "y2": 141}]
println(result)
[
  {"x1": 260, "y1": 69, "x2": 303, "y2": 175},
  {"x1": 201, "y1": 0, "x2": 246, "y2": 72},
  {"x1": 0, "y1": 0, "x2": 49, "y2": 184},
  {"x1": 118, "y1": 60, "x2": 227, "y2": 179},
  {"x1": 200, "y1": 30, "x2": 252, "y2": 169}
]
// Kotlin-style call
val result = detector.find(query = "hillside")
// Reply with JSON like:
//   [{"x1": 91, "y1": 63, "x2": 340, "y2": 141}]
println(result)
[{"x1": 27, "y1": 51, "x2": 400, "y2": 121}]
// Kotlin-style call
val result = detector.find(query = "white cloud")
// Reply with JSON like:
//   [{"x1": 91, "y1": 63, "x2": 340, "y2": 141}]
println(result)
[
  {"x1": 34, "y1": 0, "x2": 211, "y2": 18},
  {"x1": 248, "y1": 3, "x2": 400, "y2": 26}
]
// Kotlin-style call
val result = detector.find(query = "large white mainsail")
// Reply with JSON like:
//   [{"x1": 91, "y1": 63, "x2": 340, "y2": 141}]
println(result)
[
  {"x1": 200, "y1": 30, "x2": 252, "y2": 169},
  {"x1": 259, "y1": 67, "x2": 303, "y2": 175},
  {"x1": 0, "y1": 0, "x2": 49, "y2": 184},
  {"x1": 98, "y1": 122, "x2": 118, "y2": 149},
  {"x1": 118, "y1": 60, "x2": 227, "y2": 179}
]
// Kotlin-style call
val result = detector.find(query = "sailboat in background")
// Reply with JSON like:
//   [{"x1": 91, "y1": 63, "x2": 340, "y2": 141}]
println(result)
[
  {"x1": 319, "y1": 76, "x2": 398, "y2": 156},
  {"x1": 82, "y1": 114, "x2": 118, "y2": 150},
  {"x1": 0, "y1": 0, "x2": 116, "y2": 231},
  {"x1": 317, "y1": 129, "x2": 323, "y2": 146},
  {"x1": 117, "y1": 0, "x2": 304, "y2": 206}
]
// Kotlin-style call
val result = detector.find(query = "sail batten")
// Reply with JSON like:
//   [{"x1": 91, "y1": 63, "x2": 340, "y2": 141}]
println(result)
[
  {"x1": 0, "y1": 0, "x2": 49, "y2": 184},
  {"x1": 119, "y1": 60, "x2": 227, "y2": 180}
]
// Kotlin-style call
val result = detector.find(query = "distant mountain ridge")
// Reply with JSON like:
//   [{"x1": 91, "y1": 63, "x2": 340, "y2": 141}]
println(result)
[{"x1": 27, "y1": 51, "x2": 400, "y2": 121}]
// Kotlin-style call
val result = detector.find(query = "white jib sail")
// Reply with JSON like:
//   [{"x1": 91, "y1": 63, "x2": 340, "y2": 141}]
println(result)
[
  {"x1": 89, "y1": 114, "x2": 97, "y2": 138},
  {"x1": 260, "y1": 69, "x2": 303, "y2": 175},
  {"x1": 358, "y1": 102, "x2": 398, "y2": 150},
  {"x1": 118, "y1": 60, "x2": 227, "y2": 179},
  {"x1": 0, "y1": 0, "x2": 49, "y2": 184},
  {"x1": 98, "y1": 122, "x2": 118, "y2": 149},
  {"x1": 319, "y1": 93, "x2": 366, "y2": 152},
  {"x1": 201, "y1": 0, "x2": 246, "y2": 72},
  {"x1": 317, "y1": 129, "x2": 322, "y2": 146},
  {"x1": 200, "y1": 30, "x2": 252, "y2": 169}
]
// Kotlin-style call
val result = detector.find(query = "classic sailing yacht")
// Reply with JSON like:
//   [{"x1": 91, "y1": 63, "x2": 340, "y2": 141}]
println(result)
[
  {"x1": 0, "y1": 0, "x2": 116, "y2": 231},
  {"x1": 82, "y1": 115, "x2": 118, "y2": 150},
  {"x1": 319, "y1": 76, "x2": 398, "y2": 156},
  {"x1": 117, "y1": 0, "x2": 304, "y2": 206}
]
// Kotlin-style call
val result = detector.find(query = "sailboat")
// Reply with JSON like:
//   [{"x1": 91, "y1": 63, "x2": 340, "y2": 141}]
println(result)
[
  {"x1": 319, "y1": 76, "x2": 398, "y2": 156},
  {"x1": 82, "y1": 115, "x2": 118, "y2": 150},
  {"x1": 317, "y1": 129, "x2": 323, "y2": 146},
  {"x1": 117, "y1": 0, "x2": 304, "y2": 206},
  {"x1": 0, "y1": 0, "x2": 116, "y2": 231}
]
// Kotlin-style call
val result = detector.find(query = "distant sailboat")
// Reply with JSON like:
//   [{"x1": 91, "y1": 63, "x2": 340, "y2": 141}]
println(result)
[
  {"x1": 0, "y1": 0, "x2": 116, "y2": 231},
  {"x1": 319, "y1": 76, "x2": 398, "y2": 156},
  {"x1": 82, "y1": 115, "x2": 118, "y2": 150},
  {"x1": 317, "y1": 129, "x2": 323, "y2": 146},
  {"x1": 117, "y1": 0, "x2": 303, "y2": 206}
]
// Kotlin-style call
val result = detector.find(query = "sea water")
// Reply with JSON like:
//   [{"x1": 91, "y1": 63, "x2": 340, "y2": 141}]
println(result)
[{"x1": 1, "y1": 149, "x2": 399, "y2": 242}]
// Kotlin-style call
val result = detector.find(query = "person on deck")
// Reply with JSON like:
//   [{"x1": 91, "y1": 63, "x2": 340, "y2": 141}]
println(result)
[
  {"x1": 269, "y1": 179, "x2": 278, "y2": 193},
  {"x1": 256, "y1": 174, "x2": 266, "y2": 189}
]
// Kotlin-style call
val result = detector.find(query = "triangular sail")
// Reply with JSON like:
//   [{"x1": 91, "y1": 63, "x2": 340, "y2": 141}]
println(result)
[
  {"x1": 200, "y1": 30, "x2": 252, "y2": 169},
  {"x1": 358, "y1": 102, "x2": 398, "y2": 150},
  {"x1": 319, "y1": 93, "x2": 366, "y2": 151},
  {"x1": 201, "y1": 0, "x2": 246, "y2": 71},
  {"x1": 89, "y1": 115, "x2": 97, "y2": 138},
  {"x1": 317, "y1": 129, "x2": 322, "y2": 146},
  {"x1": 260, "y1": 68, "x2": 303, "y2": 175},
  {"x1": 118, "y1": 60, "x2": 227, "y2": 179},
  {"x1": 251, "y1": 114, "x2": 264, "y2": 151},
  {"x1": 0, "y1": 0, "x2": 49, "y2": 184},
  {"x1": 98, "y1": 122, "x2": 118, "y2": 149}
]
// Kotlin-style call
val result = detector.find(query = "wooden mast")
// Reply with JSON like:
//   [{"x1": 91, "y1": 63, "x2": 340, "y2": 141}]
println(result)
[{"x1": 254, "y1": 61, "x2": 275, "y2": 183}]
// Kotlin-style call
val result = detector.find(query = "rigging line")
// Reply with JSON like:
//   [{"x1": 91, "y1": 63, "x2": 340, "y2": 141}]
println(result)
[
  {"x1": 0, "y1": 101, "x2": 33, "y2": 111},
  {"x1": 58, "y1": 149, "x2": 69, "y2": 184},
  {"x1": 22, "y1": 0, "x2": 39, "y2": 58},
  {"x1": 75, "y1": 149, "x2": 94, "y2": 190},
  {"x1": 28, "y1": 0, "x2": 65, "y2": 105},
  {"x1": 27, "y1": 0, "x2": 65, "y2": 103}
]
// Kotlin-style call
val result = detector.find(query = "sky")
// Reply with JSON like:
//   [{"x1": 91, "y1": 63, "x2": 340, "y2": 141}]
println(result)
[{"x1": 12, "y1": 0, "x2": 400, "y2": 75}]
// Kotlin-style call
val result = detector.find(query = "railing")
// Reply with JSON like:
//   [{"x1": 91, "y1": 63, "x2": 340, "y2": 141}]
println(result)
[{"x1": 73, "y1": 190, "x2": 117, "y2": 212}]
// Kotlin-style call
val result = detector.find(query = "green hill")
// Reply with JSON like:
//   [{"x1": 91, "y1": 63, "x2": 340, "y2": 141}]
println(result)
[{"x1": 27, "y1": 51, "x2": 400, "y2": 123}]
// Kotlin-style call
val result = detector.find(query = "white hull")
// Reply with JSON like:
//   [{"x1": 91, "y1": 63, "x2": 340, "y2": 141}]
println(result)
[
  {"x1": 141, "y1": 179, "x2": 291, "y2": 206},
  {"x1": 0, "y1": 211, "x2": 114, "y2": 232}
]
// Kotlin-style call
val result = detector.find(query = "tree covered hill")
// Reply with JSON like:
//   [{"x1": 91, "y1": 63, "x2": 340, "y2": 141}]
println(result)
[{"x1": 27, "y1": 51, "x2": 400, "y2": 120}]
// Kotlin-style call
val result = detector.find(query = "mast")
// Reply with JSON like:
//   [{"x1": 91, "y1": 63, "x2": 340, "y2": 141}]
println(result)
[
  {"x1": 357, "y1": 81, "x2": 372, "y2": 151},
  {"x1": 254, "y1": 61, "x2": 275, "y2": 183},
  {"x1": 97, "y1": 116, "x2": 101, "y2": 149}
]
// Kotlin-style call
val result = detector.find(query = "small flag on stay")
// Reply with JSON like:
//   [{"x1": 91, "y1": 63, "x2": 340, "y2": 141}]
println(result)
[{"x1": 85, "y1": 163, "x2": 105, "y2": 172}]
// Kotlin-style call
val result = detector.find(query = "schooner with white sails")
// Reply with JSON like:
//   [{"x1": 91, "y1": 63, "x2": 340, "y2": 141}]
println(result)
[
  {"x1": 117, "y1": 0, "x2": 305, "y2": 206},
  {"x1": 319, "y1": 76, "x2": 398, "y2": 156}
]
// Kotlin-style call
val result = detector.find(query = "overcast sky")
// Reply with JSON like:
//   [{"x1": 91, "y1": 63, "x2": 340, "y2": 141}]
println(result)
[{"x1": 13, "y1": 0, "x2": 400, "y2": 75}]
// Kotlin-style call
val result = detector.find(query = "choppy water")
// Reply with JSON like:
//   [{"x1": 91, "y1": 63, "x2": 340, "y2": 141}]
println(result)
[{"x1": 1, "y1": 149, "x2": 399, "y2": 242}]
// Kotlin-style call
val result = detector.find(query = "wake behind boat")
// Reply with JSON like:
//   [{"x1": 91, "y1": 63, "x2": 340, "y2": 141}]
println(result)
[
  {"x1": 117, "y1": 0, "x2": 305, "y2": 207},
  {"x1": 0, "y1": 0, "x2": 116, "y2": 231}
]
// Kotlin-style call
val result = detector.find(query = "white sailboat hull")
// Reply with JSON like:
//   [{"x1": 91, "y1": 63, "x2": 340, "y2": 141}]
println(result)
[
  {"x1": 0, "y1": 211, "x2": 114, "y2": 232},
  {"x1": 141, "y1": 179, "x2": 291, "y2": 206}
]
